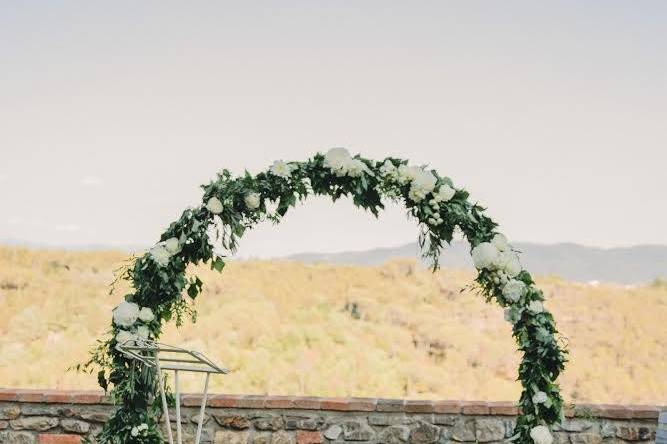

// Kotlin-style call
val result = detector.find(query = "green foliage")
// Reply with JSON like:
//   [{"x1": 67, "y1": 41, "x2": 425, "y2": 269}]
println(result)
[{"x1": 85, "y1": 151, "x2": 568, "y2": 443}]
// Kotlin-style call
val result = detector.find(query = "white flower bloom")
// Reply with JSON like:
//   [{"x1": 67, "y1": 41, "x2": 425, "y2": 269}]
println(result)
[
  {"x1": 206, "y1": 196, "x2": 223, "y2": 214},
  {"x1": 131, "y1": 426, "x2": 139, "y2": 437},
  {"x1": 379, "y1": 160, "x2": 397, "y2": 177},
  {"x1": 112, "y1": 301, "x2": 140, "y2": 328},
  {"x1": 433, "y1": 184, "x2": 455, "y2": 203},
  {"x1": 115, "y1": 329, "x2": 136, "y2": 346},
  {"x1": 408, "y1": 169, "x2": 437, "y2": 202},
  {"x1": 346, "y1": 159, "x2": 370, "y2": 177},
  {"x1": 532, "y1": 391, "x2": 548, "y2": 404},
  {"x1": 244, "y1": 192, "x2": 261, "y2": 210},
  {"x1": 322, "y1": 148, "x2": 371, "y2": 178},
  {"x1": 527, "y1": 300, "x2": 544, "y2": 314},
  {"x1": 164, "y1": 237, "x2": 181, "y2": 255},
  {"x1": 397, "y1": 164, "x2": 421, "y2": 185},
  {"x1": 502, "y1": 279, "x2": 527, "y2": 303},
  {"x1": 491, "y1": 233, "x2": 511, "y2": 252},
  {"x1": 149, "y1": 244, "x2": 171, "y2": 267},
  {"x1": 269, "y1": 160, "x2": 295, "y2": 178},
  {"x1": 138, "y1": 423, "x2": 148, "y2": 431},
  {"x1": 530, "y1": 425, "x2": 553, "y2": 444},
  {"x1": 496, "y1": 250, "x2": 522, "y2": 277},
  {"x1": 137, "y1": 325, "x2": 149, "y2": 340},
  {"x1": 138, "y1": 307, "x2": 154, "y2": 322},
  {"x1": 471, "y1": 242, "x2": 500, "y2": 270},
  {"x1": 324, "y1": 147, "x2": 353, "y2": 174}
]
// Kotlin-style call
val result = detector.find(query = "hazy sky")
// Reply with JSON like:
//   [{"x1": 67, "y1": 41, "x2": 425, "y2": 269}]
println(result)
[{"x1": 1, "y1": 1, "x2": 666, "y2": 257}]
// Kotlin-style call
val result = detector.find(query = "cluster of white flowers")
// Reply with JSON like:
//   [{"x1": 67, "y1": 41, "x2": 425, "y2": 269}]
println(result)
[
  {"x1": 380, "y1": 160, "x2": 456, "y2": 209},
  {"x1": 471, "y1": 233, "x2": 549, "y2": 328},
  {"x1": 425, "y1": 184, "x2": 457, "y2": 226},
  {"x1": 323, "y1": 148, "x2": 371, "y2": 178},
  {"x1": 269, "y1": 160, "x2": 296, "y2": 178},
  {"x1": 113, "y1": 301, "x2": 155, "y2": 345},
  {"x1": 130, "y1": 423, "x2": 149, "y2": 437},
  {"x1": 244, "y1": 192, "x2": 261, "y2": 210},
  {"x1": 530, "y1": 425, "x2": 554, "y2": 444},
  {"x1": 206, "y1": 196, "x2": 224, "y2": 214},
  {"x1": 427, "y1": 214, "x2": 444, "y2": 226},
  {"x1": 148, "y1": 236, "x2": 182, "y2": 268},
  {"x1": 471, "y1": 234, "x2": 522, "y2": 277},
  {"x1": 471, "y1": 234, "x2": 549, "y2": 326}
]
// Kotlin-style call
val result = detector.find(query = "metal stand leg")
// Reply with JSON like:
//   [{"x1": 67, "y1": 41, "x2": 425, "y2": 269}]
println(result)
[
  {"x1": 174, "y1": 370, "x2": 182, "y2": 444},
  {"x1": 194, "y1": 373, "x2": 210, "y2": 444},
  {"x1": 155, "y1": 357, "x2": 174, "y2": 444}
]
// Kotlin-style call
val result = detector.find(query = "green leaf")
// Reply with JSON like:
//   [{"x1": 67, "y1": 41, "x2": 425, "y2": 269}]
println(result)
[
  {"x1": 211, "y1": 257, "x2": 225, "y2": 272},
  {"x1": 97, "y1": 370, "x2": 108, "y2": 392}
]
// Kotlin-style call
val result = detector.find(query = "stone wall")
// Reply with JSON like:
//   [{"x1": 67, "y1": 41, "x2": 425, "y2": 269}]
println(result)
[{"x1": 0, "y1": 389, "x2": 662, "y2": 444}]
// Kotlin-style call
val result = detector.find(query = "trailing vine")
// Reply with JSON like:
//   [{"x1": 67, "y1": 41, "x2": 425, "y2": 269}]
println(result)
[{"x1": 84, "y1": 148, "x2": 567, "y2": 444}]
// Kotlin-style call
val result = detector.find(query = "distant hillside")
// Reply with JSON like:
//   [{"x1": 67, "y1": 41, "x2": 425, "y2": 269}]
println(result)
[
  {"x1": 288, "y1": 241, "x2": 667, "y2": 284},
  {"x1": 1, "y1": 245, "x2": 666, "y2": 404}
]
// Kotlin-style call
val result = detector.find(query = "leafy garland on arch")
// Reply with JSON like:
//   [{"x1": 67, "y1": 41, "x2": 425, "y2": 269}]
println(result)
[{"x1": 86, "y1": 148, "x2": 567, "y2": 444}]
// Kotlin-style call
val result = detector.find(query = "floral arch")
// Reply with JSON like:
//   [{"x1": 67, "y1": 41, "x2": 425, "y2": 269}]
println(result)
[{"x1": 88, "y1": 148, "x2": 567, "y2": 444}]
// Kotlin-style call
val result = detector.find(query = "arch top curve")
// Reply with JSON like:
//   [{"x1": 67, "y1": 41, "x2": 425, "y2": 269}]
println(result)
[{"x1": 92, "y1": 148, "x2": 567, "y2": 444}]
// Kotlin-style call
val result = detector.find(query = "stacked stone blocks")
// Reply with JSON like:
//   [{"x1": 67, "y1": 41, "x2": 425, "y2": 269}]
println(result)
[{"x1": 0, "y1": 389, "x2": 661, "y2": 444}]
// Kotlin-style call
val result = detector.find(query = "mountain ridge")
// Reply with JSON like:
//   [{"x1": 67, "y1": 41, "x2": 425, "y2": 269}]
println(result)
[{"x1": 287, "y1": 241, "x2": 667, "y2": 284}]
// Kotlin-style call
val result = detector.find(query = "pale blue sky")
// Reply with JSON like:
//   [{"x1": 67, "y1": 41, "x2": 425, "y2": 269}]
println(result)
[{"x1": 1, "y1": 1, "x2": 666, "y2": 256}]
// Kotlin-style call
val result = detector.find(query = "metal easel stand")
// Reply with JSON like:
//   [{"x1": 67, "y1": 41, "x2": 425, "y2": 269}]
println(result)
[{"x1": 117, "y1": 340, "x2": 229, "y2": 444}]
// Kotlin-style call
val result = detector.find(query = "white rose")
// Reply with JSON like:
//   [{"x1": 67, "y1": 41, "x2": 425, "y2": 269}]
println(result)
[
  {"x1": 164, "y1": 237, "x2": 181, "y2": 255},
  {"x1": 244, "y1": 192, "x2": 261, "y2": 210},
  {"x1": 532, "y1": 391, "x2": 548, "y2": 404},
  {"x1": 138, "y1": 307, "x2": 154, "y2": 322},
  {"x1": 269, "y1": 160, "x2": 295, "y2": 178},
  {"x1": 491, "y1": 233, "x2": 511, "y2": 252},
  {"x1": 346, "y1": 159, "x2": 371, "y2": 177},
  {"x1": 434, "y1": 184, "x2": 455, "y2": 203},
  {"x1": 496, "y1": 250, "x2": 522, "y2": 277},
  {"x1": 112, "y1": 301, "x2": 140, "y2": 328},
  {"x1": 149, "y1": 244, "x2": 171, "y2": 267},
  {"x1": 206, "y1": 196, "x2": 223, "y2": 214},
  {"x1": 131, "y1": 427, "x2": 139, "y2": 437},
  {"x1": 323, "y1": 147, "x2": 353, "y2": 175},
  {"x1": 397, "y1": 164, "x2": 421, "y2": 185},
  {"x1": 138, "y1": 423, "x2": 148, "y2": 431},
  {"x1": 408, "y1": 169, "x2": 437, "y2": 202},
  {"x1": 527, "y1": 300, "x2": 544, "y2": 314},
  {"x1": 530, "y1": 425, "x2": 553, "y2": 444},
  {"x1": 413, "y1": 170, "x2": 437, "y2": 190},
  {"x1": 502, "y1": 279, "x2": 527, "y2": 303},
  {"x1": 115, "y1": 329, "x2": 136, "y2": 346},
  {"x1": 471, "y1": 242, "x2": 499, "y2": 270},
  {"x1": 137, "y1": 325, "x2": 150, "y2": 340}
]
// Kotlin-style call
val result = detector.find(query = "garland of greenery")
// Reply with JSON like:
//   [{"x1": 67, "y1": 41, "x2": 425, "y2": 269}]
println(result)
[{"x1": 84, "y1": 148, "x2": 567, "y2": 444}]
